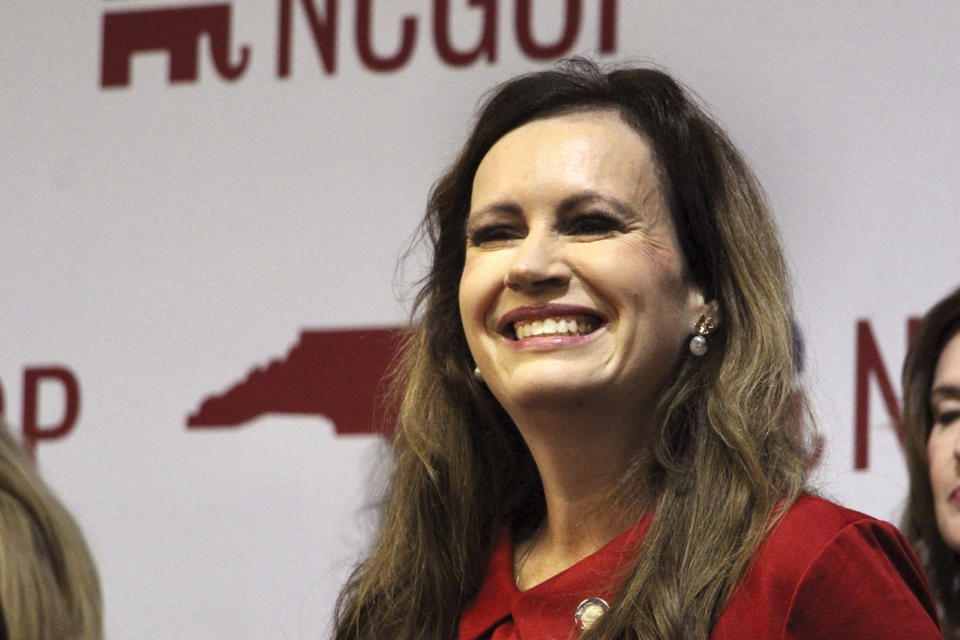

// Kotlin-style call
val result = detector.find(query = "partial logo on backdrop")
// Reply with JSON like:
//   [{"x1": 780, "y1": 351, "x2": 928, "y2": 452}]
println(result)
[
  {"x1": 100, "y1": 0, "x2": 619, "y2": 88},
  {"x1": 0, "y1": 367, "x2": 81, "y2": 458},
  {"x1": 187, "y1": 328, "x2": 401, "y2": 435},
  {"x1": 855, "y1": 317, "x2": 920, "y2": 469},
  {"x1": 101, "y1": 3, "x2": 250, "y2": 87}
]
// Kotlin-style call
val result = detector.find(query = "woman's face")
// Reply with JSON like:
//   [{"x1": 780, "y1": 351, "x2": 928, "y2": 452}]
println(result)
[
  {"x1": 928, "y1": 330, "x2": 960, "y2": 551},
  {"x1": 458, "y1": 110, "x2": 708, "y2": 419}
]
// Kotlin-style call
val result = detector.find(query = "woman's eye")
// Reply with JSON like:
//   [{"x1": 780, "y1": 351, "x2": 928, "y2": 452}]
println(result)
[
  {"x1": 467, "y1": 225, "x2": 522, "y2": 245},
  {"x1": 937, "y1": 410, "x2": 960, "y2": 427},
  {"x1": 566, "y1": 213, "x2": 621, "y2": 236}
]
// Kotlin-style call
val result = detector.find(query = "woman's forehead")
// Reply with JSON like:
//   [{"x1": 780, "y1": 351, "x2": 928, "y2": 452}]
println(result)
[{"x1": 471, "y1": 111, "x2": 660, "y2": 207}]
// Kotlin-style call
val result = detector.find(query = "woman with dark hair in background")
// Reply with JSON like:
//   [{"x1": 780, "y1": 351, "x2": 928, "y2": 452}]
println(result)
[
  {"x1": 0, "y1": 419, "x2": 101, "y2": 640},
  {"x1": 333, "y1": 59, "x2": 940, "y2": 639},
  {"x1": 903, "y1": 285, "x2": 960, "y2": 640}
]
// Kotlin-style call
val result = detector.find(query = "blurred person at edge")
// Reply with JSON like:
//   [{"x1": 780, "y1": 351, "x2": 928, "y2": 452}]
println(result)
[
  {"x1": 0, "y1": 418, "x2": 101, "y2": 639},
  {"x1": 333, "y1": 59, "x2": 941, "y2": 639},
  {"x1": 903, "y1": 285, "x2": 960, "y2": 640}
]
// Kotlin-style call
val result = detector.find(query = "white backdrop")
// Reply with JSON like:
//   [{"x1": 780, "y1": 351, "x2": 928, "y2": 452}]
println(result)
[{"x1": 2, "y1": 2, "x2": 959, "y2": 638}]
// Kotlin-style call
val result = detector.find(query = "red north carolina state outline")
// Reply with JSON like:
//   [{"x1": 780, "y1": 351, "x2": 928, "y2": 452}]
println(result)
[{"x1": 186, "y1": 328, "x2": 402, "y2": 435}]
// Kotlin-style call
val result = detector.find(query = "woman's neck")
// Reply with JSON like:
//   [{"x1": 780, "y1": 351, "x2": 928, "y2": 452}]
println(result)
[{"x1": 509, "y1": 402, "x2": 652, "y2": 589}]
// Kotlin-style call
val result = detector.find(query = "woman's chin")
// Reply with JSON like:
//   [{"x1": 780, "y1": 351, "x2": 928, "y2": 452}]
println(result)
[
  {"x1": 941, "y1": 524, "x2": 960, "y2": 554},
  {"x1": 489, "y1": 370, "x2": 609, "y2": 411}
]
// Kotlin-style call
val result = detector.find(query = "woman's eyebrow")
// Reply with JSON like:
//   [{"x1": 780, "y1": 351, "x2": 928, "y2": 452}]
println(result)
[
  {"x1": 468, "y1": 192, "x2": 642, "y2": 220},
  {"x1": 556, "y1": 191, "x2": 640, "y2": 218},
  {"x1": 931, "y1": 385, "x2": 960, "y2": 402},
  {"x1": 467, "y1": 201, "x2": 522, "y2": 220}
]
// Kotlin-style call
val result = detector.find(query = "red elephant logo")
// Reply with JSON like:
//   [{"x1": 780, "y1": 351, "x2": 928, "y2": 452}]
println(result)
[{"x1": 101, "y1": 3, "x2": 250, "y2": 87}]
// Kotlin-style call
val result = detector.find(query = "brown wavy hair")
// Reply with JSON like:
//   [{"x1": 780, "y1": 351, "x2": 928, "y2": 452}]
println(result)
[
  {"x1": 902, "y1": 284, "x2": 960, "y2": 640},
  {"x1": 0, "y1": 421, "x2": 102, "y2": 640},
  {"x1": 334, "y1": 58, "x2": 814, "y2": 639}
]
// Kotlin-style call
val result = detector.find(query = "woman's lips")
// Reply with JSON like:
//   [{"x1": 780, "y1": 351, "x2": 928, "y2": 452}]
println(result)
[
  {"x1": 497, "y1": 304, "x2": 606, "y2": 340},
  {"x1": 950, "y1": 486, "x2": 960, "y2": 508},
  {"x1": 505, "y1": 326, "x2": 607, "y2": 351}
]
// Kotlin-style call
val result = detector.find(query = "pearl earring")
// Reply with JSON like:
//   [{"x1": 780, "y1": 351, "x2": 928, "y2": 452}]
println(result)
[
  {"x1": 473, "y1": 366, "x2": 483, "y2": 381},
  {"x1": 689, "y1": 315, "x2": 715, "y2": 357}
]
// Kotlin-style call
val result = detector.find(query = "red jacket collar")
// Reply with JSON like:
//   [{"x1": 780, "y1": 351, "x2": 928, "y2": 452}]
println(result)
[{"x1": 459, "y1": 515, "x2": 652, "y2": 639}]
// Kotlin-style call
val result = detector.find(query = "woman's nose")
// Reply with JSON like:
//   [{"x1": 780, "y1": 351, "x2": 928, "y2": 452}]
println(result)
[{"x1": 504, "y1": 228, "x2": 570, "y2": 292}]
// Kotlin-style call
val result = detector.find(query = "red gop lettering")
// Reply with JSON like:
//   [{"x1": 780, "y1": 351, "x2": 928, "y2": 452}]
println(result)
[
  {"x1": 853, "y1": 318, "x2": 920, "y2": 470},
  {"x1": 21, "y1": 367, "x2": 82, "y2": 458},
  {"x1": 278, "y1": 0, "x2": 337, "y2": 75},
  {"x1": 356, "y1": 0, "x2": 418, "y2": 72},
  {"x1": 278, "y1": 0, "x2": 617, "y2": 77},
  {"x1": 434, "y1": 0, "x2": 498, "y2": 66},
  {"x1": 103, "y1": 0, "x2": 618, "y2": 86}
]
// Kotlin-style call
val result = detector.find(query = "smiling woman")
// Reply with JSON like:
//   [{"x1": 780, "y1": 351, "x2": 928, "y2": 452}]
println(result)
[
  {"x1": 460, "y1": 112, "x2": 705, "y2": 433},
  {"x1": 332, "y1": 59, "x2": 941, "y2": 639},
  {"x1": 902, "y1": 285, "x2": 960, "y2": 640}
]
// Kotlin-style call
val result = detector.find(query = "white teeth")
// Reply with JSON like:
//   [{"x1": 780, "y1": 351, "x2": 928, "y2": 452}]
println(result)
[{"x1": 513, "y1": 317, "x2": 597, "y2": 339}]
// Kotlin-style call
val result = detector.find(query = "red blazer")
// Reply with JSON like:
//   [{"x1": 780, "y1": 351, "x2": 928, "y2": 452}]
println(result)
[{"x1": 458, "y1": 495, "x2": 941, "y2": 639}]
